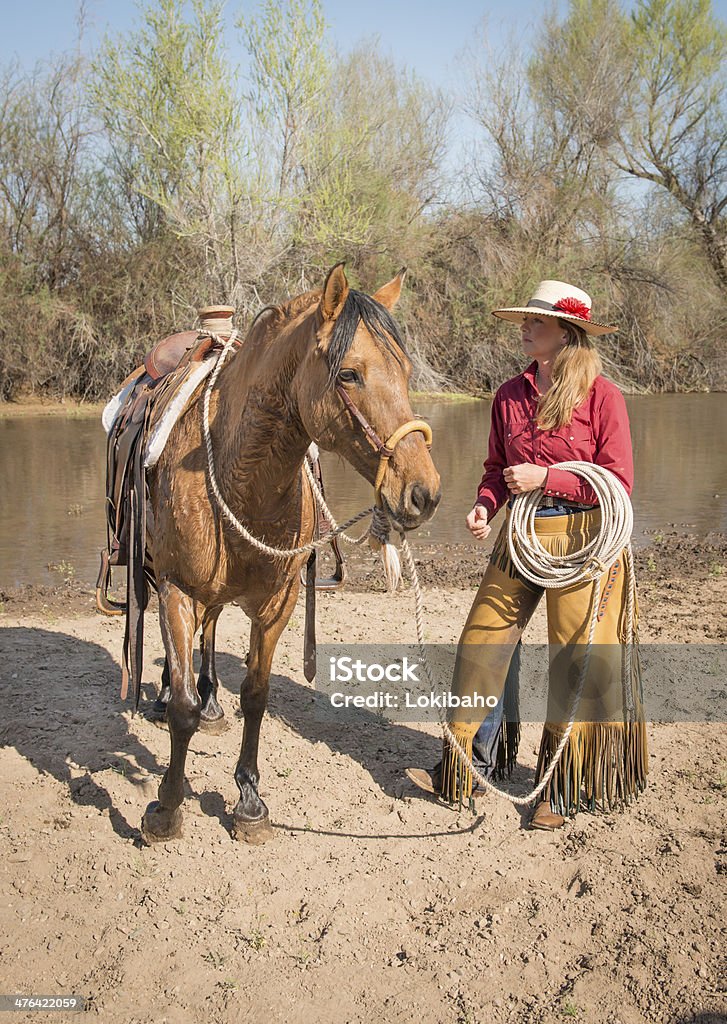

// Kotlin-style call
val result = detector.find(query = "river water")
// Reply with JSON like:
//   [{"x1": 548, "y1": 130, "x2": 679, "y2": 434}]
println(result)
[{"x1": 1, "y1": 394, "x2": 725, "y2": 588}]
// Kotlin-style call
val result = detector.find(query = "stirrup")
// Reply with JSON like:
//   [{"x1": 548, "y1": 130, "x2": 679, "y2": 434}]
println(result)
[
  {"x1": 95, "y1": 548, "x2": 126, "y2": 616},
  {"x1": 299, "y1": 537, "x2": 347, "y2": 590}
]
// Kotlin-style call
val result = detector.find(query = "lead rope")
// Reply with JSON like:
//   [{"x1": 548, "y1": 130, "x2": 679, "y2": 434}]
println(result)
[
  {"x1": 301, "y1": 449, "x2": 390, "y2": 550},
  {"x1": 201, "y1": 333, "x2": 382, "y2": 561},
  {"x1": 401, "y1": 463, "x2": 636, "y2": 807},
  {"x1": 302, "y1": 450, "x2": 401, "y2": 588},
  {"x1": 201, "y1": 341, "x2": 635, "y2": 807}
]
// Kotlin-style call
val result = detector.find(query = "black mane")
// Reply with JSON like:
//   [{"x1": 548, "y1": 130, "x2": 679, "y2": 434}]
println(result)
[{"x1": 326, "y1": 289, "x2": 408, "y2": 385}]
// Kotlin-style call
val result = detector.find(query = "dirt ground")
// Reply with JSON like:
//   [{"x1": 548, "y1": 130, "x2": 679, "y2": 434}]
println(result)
[{"x1": 0, "y1": 537, "x2": 725, "y2": 1024}]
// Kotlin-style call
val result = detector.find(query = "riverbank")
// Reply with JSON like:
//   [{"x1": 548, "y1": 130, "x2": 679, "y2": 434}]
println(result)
[
  {"x1": 3, "y1": 530, "x2": 725, "y2": 632},
  {"x1": 0, "y1": 396, "x2": 105, "y2": 418},
  {"x1": 0, "y1": 392, "x2": 478, "y2": 420},
  {"x1": 1, "y1": 381, "x2": 725, "y2": 420},
  {"x1": 0, "y1": 537, "x2": 724, "y2": 1024}
]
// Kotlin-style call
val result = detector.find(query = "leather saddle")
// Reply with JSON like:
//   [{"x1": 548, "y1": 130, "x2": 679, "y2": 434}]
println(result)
[
  {"x1": 101, "y1": 332, "x2": 221, "y2": 583},
  {"x1": 144, "y1": 330, "x2": 202, "y2": 380}
]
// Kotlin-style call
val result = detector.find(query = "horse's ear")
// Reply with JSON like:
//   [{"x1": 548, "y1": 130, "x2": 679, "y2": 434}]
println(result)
[
  {"x1": 320, "y1": 262, "x2": 349, "y2": 321},
  {"x1": 372, "y1": 267, "x2": 407, "y2": 310}
]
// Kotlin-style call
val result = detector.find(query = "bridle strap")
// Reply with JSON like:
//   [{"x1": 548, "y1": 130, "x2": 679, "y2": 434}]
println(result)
[
  {"x1": 335, "y1": 384, "x2": 388, "y2": 453},
  {"x1": 335, "y1": 383, "x2": 433, "y2": 508}
]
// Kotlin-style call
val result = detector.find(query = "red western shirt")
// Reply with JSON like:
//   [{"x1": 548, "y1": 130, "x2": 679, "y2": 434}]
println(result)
[{"x1": 476, "y1": 361, "x2": 633, "y2": 520}]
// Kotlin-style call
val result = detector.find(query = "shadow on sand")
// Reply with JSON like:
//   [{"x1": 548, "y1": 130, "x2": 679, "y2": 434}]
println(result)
[
  {"x1": 1, "y1": 626, "x2": 514, "y2": 841},
  {"x1": 0, "y1": 626, "x2": 163, "y2": 839}
]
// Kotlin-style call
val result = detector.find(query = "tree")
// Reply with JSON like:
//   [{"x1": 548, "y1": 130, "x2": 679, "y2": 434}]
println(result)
[
  {"x1": 623, "y1": 0, "x2": 726, "y2": 287},
  {"x1": 91, "y1": 0, "x2": 245, "y2": 296},
  {"x1": 297, "y1": 42, "x2": 450, "y2": 272},
  {"x1": 239, "y1": 0, "x2": 330, "y2": 212},
  {"x1": 532, "y1": 0, "x2": 727, "y2": 288},
  {"x1": 0, "y1": 54, "x2": 89, "y2": 289},
  {"x1": 465, "y1": 22, "x2": 621, "y2": 269}
]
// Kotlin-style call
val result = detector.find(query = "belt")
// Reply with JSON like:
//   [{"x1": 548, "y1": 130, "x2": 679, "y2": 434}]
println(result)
[{"x1": 537, "y1": 495, "x2": 597, "y2": 510}]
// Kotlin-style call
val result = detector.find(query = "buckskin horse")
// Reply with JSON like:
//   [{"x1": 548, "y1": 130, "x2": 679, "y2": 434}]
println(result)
[{"x1": 138, "y1": 264, "x2": 441, "y2": 844}]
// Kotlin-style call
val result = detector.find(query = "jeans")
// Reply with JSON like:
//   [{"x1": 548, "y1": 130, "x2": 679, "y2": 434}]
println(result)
[
  {"x1": 506, "y1": 497, "x2": 597, "y2": 517},
  {"x1": 471, "y1": 638, "x2": 522, "y2": 774}
]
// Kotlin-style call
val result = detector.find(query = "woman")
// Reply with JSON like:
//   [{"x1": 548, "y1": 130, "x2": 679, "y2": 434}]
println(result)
[{"x1": 407, "y1": 280, "x2": 647, "y2": 829}]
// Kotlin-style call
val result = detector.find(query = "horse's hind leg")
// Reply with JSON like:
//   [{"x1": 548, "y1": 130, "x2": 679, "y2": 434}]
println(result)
[
  {"x1": 146, "y1": 658, "x2": 171, "y2": 723},
  {"x1": 233, "y1": 588, "x2": 297, "y2": 844},
  {"x1": 142, "y1": 581, "x2": 202, "y2": 843},
  {"x1": 197, "y1": 605, "x2": 227, "y2": 734},
  {"x1": 147, "y1": 608, "x2": 224, "y2": 728}
]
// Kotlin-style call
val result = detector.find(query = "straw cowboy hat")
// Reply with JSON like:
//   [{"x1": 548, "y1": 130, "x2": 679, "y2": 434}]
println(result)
[{"x1": 492, "y1": 280, "x2": 618, "y2": 336}]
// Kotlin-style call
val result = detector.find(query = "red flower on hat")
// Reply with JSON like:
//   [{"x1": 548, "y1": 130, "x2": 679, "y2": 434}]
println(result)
[{"x1": 553, "y1": 297, "x2": 591, "y2": 320}]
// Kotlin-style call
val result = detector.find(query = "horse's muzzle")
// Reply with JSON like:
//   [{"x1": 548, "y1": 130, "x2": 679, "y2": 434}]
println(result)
[{"x1": 400, "y1": 482, "x2": 442, "y2": 528}]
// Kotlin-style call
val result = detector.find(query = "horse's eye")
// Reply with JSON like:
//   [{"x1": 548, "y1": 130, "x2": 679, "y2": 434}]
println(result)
[{"x1": 337, "y1": 368, "x2": 360, "y2": 385}]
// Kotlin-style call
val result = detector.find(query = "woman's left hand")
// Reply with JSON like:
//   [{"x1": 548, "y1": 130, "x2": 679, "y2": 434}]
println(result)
[{"x1": 503, "y1": 463, "x2": 548, "y2": 494}]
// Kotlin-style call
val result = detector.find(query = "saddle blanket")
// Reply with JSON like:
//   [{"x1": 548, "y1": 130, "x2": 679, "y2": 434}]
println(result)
[{"x1": 101, "y1": 359, "x2": 216, "y2": 469}]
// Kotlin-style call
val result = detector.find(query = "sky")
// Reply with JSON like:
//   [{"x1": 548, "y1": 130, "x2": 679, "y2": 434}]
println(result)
[
  {"x1": 1, "y1": 0, "x2": 725, "y2": 184},
  {"x1": 2, "y1": 0, "x2": 726, "y2": 91},
  {"x1": 0, "y1": 0, "x2": 573, "y2": 84},
  {"x1": 0, "y1": 0, "x2": 577, "y2": 185}
]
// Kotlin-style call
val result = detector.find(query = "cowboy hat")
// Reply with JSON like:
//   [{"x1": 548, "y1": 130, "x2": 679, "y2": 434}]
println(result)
[{"x1": 491, "y1": 280, "x2": 618, "y2": 336}]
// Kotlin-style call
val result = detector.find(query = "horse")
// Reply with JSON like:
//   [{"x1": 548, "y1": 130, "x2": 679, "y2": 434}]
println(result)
[{"x1": 139, "y1": 263, "x2": 441, "y2": 844}]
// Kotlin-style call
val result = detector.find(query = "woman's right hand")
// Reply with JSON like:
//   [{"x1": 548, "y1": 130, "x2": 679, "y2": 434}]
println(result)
[{"x1": 466, "y1": 504, "x2": 491, "y2": 541}]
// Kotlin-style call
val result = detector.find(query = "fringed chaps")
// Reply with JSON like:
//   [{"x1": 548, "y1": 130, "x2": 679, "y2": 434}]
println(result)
[{"x1": 441, "y1": 507, "x2": 648, "y2": 811}]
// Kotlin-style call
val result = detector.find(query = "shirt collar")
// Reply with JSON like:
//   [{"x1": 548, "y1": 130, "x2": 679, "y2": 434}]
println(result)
[{"x1": 522, "y1": 361, "x2": 539, "y2": 394}]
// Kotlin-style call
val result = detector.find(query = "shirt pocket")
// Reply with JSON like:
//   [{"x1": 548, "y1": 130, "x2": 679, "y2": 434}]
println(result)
[
  {"x1": 504, "y1": 419, "x2": 532, "y2": 461},
  {"x1": 546, "y1": 422, "x2": 593, "y2": 462}
]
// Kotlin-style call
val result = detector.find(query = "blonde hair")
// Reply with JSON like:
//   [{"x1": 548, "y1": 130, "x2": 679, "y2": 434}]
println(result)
[{"x1": 536, "y1": 321, "x2": 602, "y2": 430}]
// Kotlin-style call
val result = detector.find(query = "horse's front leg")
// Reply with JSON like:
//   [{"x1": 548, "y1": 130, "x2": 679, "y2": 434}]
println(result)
[
  {"x1": 197, "y1": 605, "x2": 227, "y2": 733},
  {"x1": 233, "y1": 586, "x2": 297, "y2": 844},
  {"x1": 142, "y1": 581, "x2": 202, "y2": 843}
]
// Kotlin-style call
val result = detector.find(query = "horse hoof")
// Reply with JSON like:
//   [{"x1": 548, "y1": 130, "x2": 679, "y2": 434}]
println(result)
[
  {"x1": 141, "y1": 801, "x2": 183, "y2": 844},
  {"x1": 199, "y1": 714, "x2": 229, "y2": 735},
  {"x1": 233, "y1": 814, "x2": 274, "y2": 845}
]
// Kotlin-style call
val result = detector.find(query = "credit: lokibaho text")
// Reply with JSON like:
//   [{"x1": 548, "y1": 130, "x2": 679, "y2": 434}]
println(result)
[{"x1": 329, "y1": 691, "x2": 499, "y2": 710}]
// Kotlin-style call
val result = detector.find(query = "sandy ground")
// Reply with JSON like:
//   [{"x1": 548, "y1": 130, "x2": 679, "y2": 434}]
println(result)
[{"x1": 0, "y1": 545, "x2": 725, "y2": 1024}]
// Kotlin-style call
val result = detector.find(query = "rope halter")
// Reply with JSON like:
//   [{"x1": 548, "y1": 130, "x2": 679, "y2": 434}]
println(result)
[{"x1": 333, "y1": 383, "x2": 433, "y2": 591}]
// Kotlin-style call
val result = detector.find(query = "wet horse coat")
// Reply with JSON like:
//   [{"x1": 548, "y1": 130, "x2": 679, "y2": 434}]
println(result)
[{"x1": 139, "y1": 265, "x2": 441, "y2": 844}]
